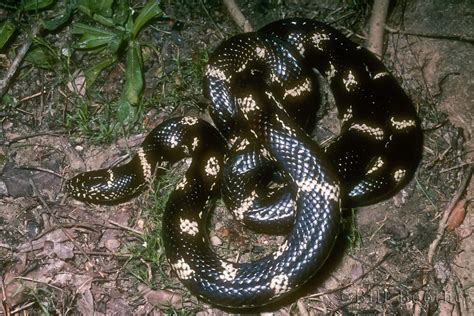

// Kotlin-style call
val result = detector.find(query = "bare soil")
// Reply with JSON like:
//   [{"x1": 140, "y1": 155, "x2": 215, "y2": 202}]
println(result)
[{"x1": 1, "y1": 1, "x2": 472, "y2": 315}]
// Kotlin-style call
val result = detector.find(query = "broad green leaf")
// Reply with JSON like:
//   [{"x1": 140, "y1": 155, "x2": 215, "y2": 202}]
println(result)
[
  {"x1": 124, "y1": 10, "x2": 133, "y2": 33},
  {"x1": 72, "y1": 23, "x2": 118, "y2": 49},
  {"x1": 84, "y1": 56, "x2": 116, "y2": 88},
  {"x1": 78, "y1": 0, "x2": 113, "y2": 17},
  {"x1": 77, "y1": 4, "x2": 92, "y2": 16},
  {"x1": 21, "y1": 0, "x2": 54, "y2": 11},
  {"x1": 107, "y1": 31, "x2": 125, "y2": 54},
  {"x1": 42, "y1": 8, "x2": 72, "y2": 31},
  {"x1": 72, "y1": 23, "x2": 115, "y2": 36},
  {"x1": 91, "y1": 13, "x2": 116, "y2": 28},
  {"x1": 132, "y1": 0, "x2": 163, "y2": 39},
  {"x1": 76, "y1": 32, "x2": 118, "y2": 49},
  {"x1": 116, "y1": 97, "x2": 133, "y2": 124},
  {"x1": 0, "y1": 21, "x2": 16, "y2": 49},
  {"x1": 121, "y1": 41, "x2": 143, "y2": 106},
  {"x1": 25, "y1": 46, "x2": 56, "y2": 69},
  {"x1": 113, "y1": 0, "x2": 130, "y2": 26}
]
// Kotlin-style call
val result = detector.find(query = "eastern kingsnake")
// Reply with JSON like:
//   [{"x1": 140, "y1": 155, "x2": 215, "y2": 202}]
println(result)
[{"x1": 66, "y1": 18, "x2": 423, "y2": 308}]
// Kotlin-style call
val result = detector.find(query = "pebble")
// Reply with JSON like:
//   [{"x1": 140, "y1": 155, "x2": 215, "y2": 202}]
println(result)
[{"x1": 210, "y1": 235, "x2": 222, "y2": 246}]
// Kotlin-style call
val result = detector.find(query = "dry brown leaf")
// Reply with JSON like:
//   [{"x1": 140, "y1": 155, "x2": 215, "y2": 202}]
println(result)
[
  {"x1": 144, "y1": 289, "x2": 182, "y2": 309},
  {"x1": 67, "y1": 70, "x2": 86, "y2": 96},
  {"x1": 447, "y1": 199, "x2": 467, "y2": 231}
]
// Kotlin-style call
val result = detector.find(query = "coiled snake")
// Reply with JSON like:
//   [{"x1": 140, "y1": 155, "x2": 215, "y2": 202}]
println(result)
[{"x1": 66, "y1": 18, "x2": 423, "y2": 308}]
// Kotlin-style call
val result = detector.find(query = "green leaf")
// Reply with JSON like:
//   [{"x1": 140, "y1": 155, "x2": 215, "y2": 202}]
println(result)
[
  {"x1": 78, "y1": 0, "x2": 113, "y2": 17},
  {"x1": 76, "y1": 33, "x2": 117, "y2": 49},
  {"x1": 21, "y1": 0, "x2": 55, "y2": 11},
  {"x1": 124, "y1": 10, "x2": 134, "y2": 33},
  {"x1": 25, "y1": 46, "x2": 56, "y2": 69},
  {"x1": 113, "y1": 0, "x2": 130, "y2": 26},
  {"x1": 72, "y1": 23, "x2": 115, "y2": 36},
  {"x1": 72, "y1": 23, "x2": 118, "y2": 49},
  {"x1": 116, "y1": 97, "x2": 133, "y2": 124},
  {"x1": 42, "y1": 8, "x2": 72, "y2": 31},
  {"x1": 0, "y1": 21, "x2": 16, "y2": 49},
  {"x1": 107, "y1": 31, "x2": 125, "y2": 54},
  {"x1": 91, "y1": 14, "x2": 116, "y2": 28},
  {"x1": 84, "y1": 56, "x2": 116, "y2": 88},
  {"x1": 121, "y1": 41, "x2": 143, "y2": 106},
  {"x1": 132, "y1": 0, "x2": 163, "y2": 39}
]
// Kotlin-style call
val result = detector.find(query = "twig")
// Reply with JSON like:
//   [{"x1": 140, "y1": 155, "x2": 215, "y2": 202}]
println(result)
[
  {"x1": 29, "y1": 178, "x2": 51, "y2": 212},
  {"x1": 73, "y1": 250, "x2": 131, "y2": 257},
  {"x1": 13, "y1": 276, "x2": 63, "y2": 292},
  {"x1": 308, "y1": 251, "x2": 392, "y2": 298},
  {"x1": 367, "y1": 0, "x2": 390, "y2": 57},
  {"x1": 19, "y1": 91, "x2": 44, "y2": 103},
  {"x1": 0, "y1": 131, "x2": 66, "y2": 146},
  {"x1": 0, "y1": 24, "x2": 42, "y2": 98},
  {"x1": 413, "y1": 165, "x2": 473, "y2": 316},
  {"x1": 385, "y1": 26, "x2": 474, "y2": 44},
  {"x1": 18, "y1": 166, "x2": 64, "y2": 179},
  {"x1": 222, "y1": 0, "x2": 253, "y2": 32},
  {"x1": 297, "y1": 298, "x2": 310, "y2": 316},
  {"x1": 440, "y1": 161, "x2": 473, "y2": 173},
  {"x1": 9, "y1": 302, "x2": 36, "y2": 315},
  {"x1": 108, "y1": 220, "x2": 144, "y2": 236},
  {"x1": 199, "y1": 0, "x2": 225, "y2": 39}
]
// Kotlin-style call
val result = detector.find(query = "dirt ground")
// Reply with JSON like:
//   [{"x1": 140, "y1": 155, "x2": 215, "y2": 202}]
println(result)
[{"x1": 0, "y1": 0, "x2": 473, "y2": 315}]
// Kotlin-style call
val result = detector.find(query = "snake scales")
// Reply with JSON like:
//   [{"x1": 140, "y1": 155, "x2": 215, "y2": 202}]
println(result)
[{"x1": 66, "y1": 18, "x2": 423, "y2": 308}]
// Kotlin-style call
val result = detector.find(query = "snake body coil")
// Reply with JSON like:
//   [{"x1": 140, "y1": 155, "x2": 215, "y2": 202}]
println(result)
[{"x1": 66, "y1": 18, "x2": 422, "y2": 308}]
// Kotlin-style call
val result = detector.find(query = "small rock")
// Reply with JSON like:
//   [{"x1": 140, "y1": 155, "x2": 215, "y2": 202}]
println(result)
[
  {"x1": 210, "y1": 235, "x2": 222, "y2": 247},
  {"x1": 0, "y1": 180, "x2": 8, "y2": 196},
  {"x1": 105, "y1": 239, "x2": 121, "y2": 252}
]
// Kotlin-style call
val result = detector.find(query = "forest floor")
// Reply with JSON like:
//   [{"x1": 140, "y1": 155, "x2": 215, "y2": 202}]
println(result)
[{"x1": 0, "y1": 0, "x2": 472, "y2": 315}]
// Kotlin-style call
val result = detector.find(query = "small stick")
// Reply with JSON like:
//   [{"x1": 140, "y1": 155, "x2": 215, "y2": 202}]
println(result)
[
  {"x1": 29, "y1": 179, "x2": 51, "y2": 212},
  {"x1": 222, "y1": 0, "x2": 253, "y2": 32},
  {"x1": 413, "y1": 165, "x2": 473, "y2": 315},
  {"x1": 19, "y1": 91, "x2": 43, "y2": 103},
  {"x1": 0, "y1": 130, "x2": 66, "y2": 146},
  {"x1": 108, "y1": 219, "x2": 144, "y2": 236},
  {"x1": 308, "y1": 251, "x2": 392, "y2": 298},
  {"x1": 9, "y1": 302, "x2": 36, "y2": 315},
  {"x1": 13, "y1": 276, "x2": 63, "y2": 292},
  {"x1": 0, "y1": 24, "x2": 42, "y2": 98},
  {"x1": 385, "y1": 26, "x2": 474, "y2": 44},
  {"x1": 18, "y1": 166, "x2": 63, "y2": 179}
]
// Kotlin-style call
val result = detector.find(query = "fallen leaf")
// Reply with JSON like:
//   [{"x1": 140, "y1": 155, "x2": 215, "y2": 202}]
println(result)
[
  {"x1": 447, "y1": 199, "x2": 467, "y2": 231},
  {"x1": 144, "y1": 289, "x2": 182, "y2": 309},
  {"x1": 67, "y1": 70, "x2": 86, "y2": 96}
]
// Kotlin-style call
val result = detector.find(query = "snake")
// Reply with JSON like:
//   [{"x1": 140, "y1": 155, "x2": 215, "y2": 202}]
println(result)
[{"x1": 66, "y1": 18, "x2": 423, "y2": 308}]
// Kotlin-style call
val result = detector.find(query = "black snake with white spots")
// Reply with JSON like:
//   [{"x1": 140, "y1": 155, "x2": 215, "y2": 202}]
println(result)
[{"x1": 66, "y1": 18, "x2": 422, "y2": 308}]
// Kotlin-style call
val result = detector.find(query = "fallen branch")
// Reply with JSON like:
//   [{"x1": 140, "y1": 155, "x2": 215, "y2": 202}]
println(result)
[
  {"x1": 367, "y1": 0, "x2": 390, "y2": 57},
  {"x1": 385, "y1": 26, "x2": 474, "y2": 44},
  {"x1": 413, "y1": 165, "x2": 473, "y2": 316},
  {"x1": 223, "y1": 0, "x2": 253, "y2": 32},
  {"x1": 0, "y1": 24, "x2": 42, "y2": 98}
]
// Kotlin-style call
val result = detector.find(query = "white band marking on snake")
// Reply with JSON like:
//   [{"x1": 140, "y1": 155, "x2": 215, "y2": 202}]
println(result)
[
  {"x1": 137, "y1": 147, "x2": 152, "y2": 182},
  {"x1": 180, "y1": 218, "x2": 199, "y2": 236}
]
